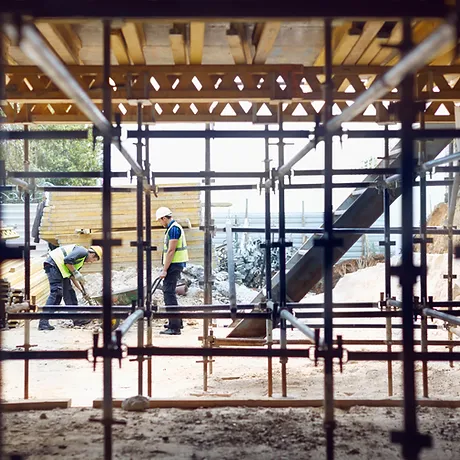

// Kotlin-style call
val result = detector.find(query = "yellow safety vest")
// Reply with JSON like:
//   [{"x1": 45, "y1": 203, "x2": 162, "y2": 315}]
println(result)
[
  {"x1": 49, "y1": 244, "x2": 86, "y2": 279},
  {"x1": 163, "y1": 221, "x2": 189, "y2": 264}
]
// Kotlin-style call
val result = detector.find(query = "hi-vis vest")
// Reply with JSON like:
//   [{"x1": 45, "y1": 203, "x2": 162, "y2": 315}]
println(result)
[
  {"x1": 49, "y1": 244, "x2": 86, "y2": 279},
  {"x1": 163, "y1": 221, "x2": 189, "y2": 264}
]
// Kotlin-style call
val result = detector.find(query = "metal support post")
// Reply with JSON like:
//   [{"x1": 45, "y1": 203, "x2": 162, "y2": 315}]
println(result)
[
  {"x1": 101, "y1": 20, "x2": 114, "y2": 460},
  {"x1": 277, "y1": 104, "x2": 288, "y2": 398},
  {"x1": 203, "y1": 123, "x2": 213, "y2": 390},
  {"x1": 23, "y1": 125, "x2": 31, "y2": 400},
  {"x1": 145, "y1": 125, "x2": 153, "y2": 397},
  {"x1": 446, "y1": 143, "x2": 455, "y2": 367},
  {"x1": 323, "y1": 19, "x2": 336, "y2": 460},
  {"x1": 390, "y1": 18, "x2": 431, "y2": 460},
  {"x1": 383, "y1": 126, "x2": 394, "y2": 397},
  {"x1": 136, "y1": 103, "x2": 144, "y2": 396},
  {"x1": 264, "y1": 125, "x2": 273, "y2": 397},
  {"x1": 419, "y1": 111, "x2": 429, "y2": 398}
]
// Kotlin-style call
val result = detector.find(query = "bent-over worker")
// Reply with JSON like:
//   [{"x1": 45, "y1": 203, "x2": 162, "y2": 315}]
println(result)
[
  {"x1": 38, "y1": 244, "x2": 102, "y2": 331},
  {"x1": 156, "y1": 207, "x2": 189, "y2": 336}
]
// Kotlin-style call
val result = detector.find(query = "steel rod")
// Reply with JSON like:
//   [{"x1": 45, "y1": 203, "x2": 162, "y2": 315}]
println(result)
[
  {"x1": 219, "y1": 226, "x2": 460, "y2": 235},
  {"x1": 323, "y1": 19, "x2": 335, "y2": 460},
  {"x1": 156, "y1": 184, "x2": 257, "y2": 192},
  {"x1": 420, "y1": 151, "x2": 460, "y2": 171},
  {"x1": 382, "y1": 126, "x2": 394, "y2": 398},
  {"x1": 280, "y1": 309, "x2": 320, "y2": 345},
  {"x1": 145, "y1": 125, "x2": 153, "y2": 397},
  {"x1": 267, "y1": 20, "x2": 456, "y2": 186},
  {"x1": 113, "y1": 309, "x2": 145, "y2": 339},
  {"x1": 0, "y1": 130, "x2": 88, "y2": 140},
  {"x1": 398, "y1": 19, "x2": 421, "y2": 460},
  {"x1": 203, "y1": 123, "x2": 213, "y2": 390},
  {"x1": 447, "y1": 142, "x2": 455, "y2": 367},
  {"x1": 419, "y1": 111, "x2": 429, "y2": 399},
  {"x1": 101, "y1": 20, "x2": 113, "y2": 460},
  {"x1": 136, "y1": 103, "x2": 145, "y2": 397},
  {"x1": 423, "y1": 308, "x2": 460, "y2": 327},
  {"x1": 9, "y1": 171, "x2": 127, "y2": 178},
  {"x1": 152, "y1": 171, "x2": 265, "y2": 178},
  {"x1": 23, "y1": 124, "x2": 31, "y2": 401}
]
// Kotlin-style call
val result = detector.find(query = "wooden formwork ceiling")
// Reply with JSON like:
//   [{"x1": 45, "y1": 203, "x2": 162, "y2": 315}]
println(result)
[{"x1": 2, "y1": 17, "x2": 460, "y2": 123}]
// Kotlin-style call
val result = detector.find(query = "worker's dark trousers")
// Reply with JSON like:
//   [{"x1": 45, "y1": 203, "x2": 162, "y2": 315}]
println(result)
[
  {"x1": 39, "y1": 264, "x2": 64, "y2": 329},
  {"x1": 163, "y1": 264, "x2": 183, "y2": 330},
  {"x1": 40, "y1": 265, "x2": 78, "y2": 328}
]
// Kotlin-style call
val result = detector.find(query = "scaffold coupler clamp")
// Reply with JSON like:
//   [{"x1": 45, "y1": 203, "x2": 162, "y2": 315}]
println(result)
[
  {"x1": 313, "y1": 113, "x2": 321, "y2": 148},
  {"x1": 413, "y1": 296, "x2": 422, "y2": 321},
  {"x1": 271, "y1": 167, "x2": 277, "y2": 193}
]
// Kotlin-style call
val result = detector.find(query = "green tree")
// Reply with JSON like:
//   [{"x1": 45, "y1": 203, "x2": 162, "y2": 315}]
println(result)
[{"x1": 1, "y1": 124, "x2": 102, "y2": 188}]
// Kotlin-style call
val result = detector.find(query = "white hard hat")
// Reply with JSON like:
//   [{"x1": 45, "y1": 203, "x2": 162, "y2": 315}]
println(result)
[{"x1": 156, "y1": 206, "x2": 172, "y2": 220}]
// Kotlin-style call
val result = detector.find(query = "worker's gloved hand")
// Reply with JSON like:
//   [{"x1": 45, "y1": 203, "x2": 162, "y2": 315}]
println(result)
[
  {"x1": 83, "y1": 294, "x2": 92, "y2": 304},
  {"x1": 73, "y1": 270, "x2": 86, "y2": 285}
]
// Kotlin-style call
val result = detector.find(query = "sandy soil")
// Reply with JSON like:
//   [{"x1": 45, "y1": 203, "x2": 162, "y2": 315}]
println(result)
[
  {"x1": 2, "y1": 257, "x2": 460, "y2": 458},
  {"x1": 3, "y1": 406, "x2": 460, "y2": 459}
]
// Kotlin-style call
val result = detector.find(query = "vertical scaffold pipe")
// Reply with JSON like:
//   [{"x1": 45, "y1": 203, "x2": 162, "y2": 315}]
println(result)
[
  {"x1": 322, "y1": 18, "x2": 336, "y2": 460},
  {"x1": 136, "y1": 103, "x2": 145, "y2": 396},
  {"x1": 101, "y1": 20, "x2": 114, "y2": 460}
]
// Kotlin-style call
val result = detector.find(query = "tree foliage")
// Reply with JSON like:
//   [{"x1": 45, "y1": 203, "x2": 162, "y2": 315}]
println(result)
[{"x1": 1, "y1": 124, "x2": 102, "y2": 190}]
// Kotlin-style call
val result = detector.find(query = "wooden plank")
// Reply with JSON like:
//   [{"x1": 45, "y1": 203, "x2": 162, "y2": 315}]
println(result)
[
  {"x1": 111, "y1": 30, "x2": 130, "y2": 65},
  {"x1": 332, "y1": 25, "x2": 360, "y2": 65},
  {"x1": 252, "y1": 22, "x2": 281, "y2": 65},
  {"x1": 370, "y1": 22, "x2": 403, "y2": 65},
  {"x1": 93, "y1": 398, "x2": 460, "y2": 410},
  {"x1": 226, "y1": 25, "x2": 247, "y2": 65},
  {"x1": 35, "y1": 23, "x2": 82, "y2": 65},
  {"x1": 343, "y1": 21, "x2": 385, "y2": 65},
  {"x1": 2, "y1": 399, "x2": 71, "y2": 411},
  {"x1": 190, "y1": 22, "x2": 205, "y2": 65},
  {"x1": 169, "y1": 24, "x2": 188, "y2": 65},
  {"x1": 121, "y1": 22, "x2": 145, "y2": 65}
]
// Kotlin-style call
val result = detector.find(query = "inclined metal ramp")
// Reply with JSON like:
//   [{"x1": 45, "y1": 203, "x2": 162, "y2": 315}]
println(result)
[{"x1": 228, "y1": 133, "x2": 453, "y2": 339}]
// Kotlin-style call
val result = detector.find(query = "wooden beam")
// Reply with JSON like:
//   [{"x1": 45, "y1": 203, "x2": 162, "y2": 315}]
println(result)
[
  {"x1": 252, "y1": 22, "x2": 281, "y2": 64},
  {"x1": 35, "y1": 23, "x2": 82, "y2": 65},
  {"x1": 169, "y1": 25, "x2": 188, "y2": 65},
  {"x1": 93, "y1": 398, "x2": 460, "y2": 410},
  {"x1": 370, "y1": 22, "x2": 403, "y2": 65},
  {"x1": 110, "y1": 30, "x2": 130, "y2": 65},
  {"x1": 343, "y1": 21, "x2": 385, "y2": 65},
  {"x1": 332, "y1": 23, "x2": 361, "y2": 65},
  {"x1": 355, "y1": 22, "x2": 395, "y2": 65},
  {"x1": 226, "y1": 24, "x2": 252, "y2": 65},
  {"x1": 121, "y1": 22, "x2": 145, "y2": 65},
  {"x1": 1, "y1": 34, "x2": 17, "y2": 65},
  {"x1": 2, "y1": 399, "x2": 71, "y2": 411},
  {"x1": 190, "y1": 22, "x2": 205, "y2": 65},
  {"x1": 384, "y1": 20, "x2": 442, "y2": 66}
]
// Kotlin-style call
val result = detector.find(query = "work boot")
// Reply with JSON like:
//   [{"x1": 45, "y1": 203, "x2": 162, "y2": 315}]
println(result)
[
  {"x1": 38, "y1": 319, "x2": 55, "y2": 331},
  {"x1": 73, "y1": 319, "x2": 92, "y2": 327},
  {"x1": 160, "y1": 328, "x2": 181, "y2": 336}
]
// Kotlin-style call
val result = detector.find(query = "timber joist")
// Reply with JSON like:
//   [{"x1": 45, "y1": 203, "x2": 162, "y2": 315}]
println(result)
[{"x1": 2, "y1": 65, "x2": 460, "y2": 123}]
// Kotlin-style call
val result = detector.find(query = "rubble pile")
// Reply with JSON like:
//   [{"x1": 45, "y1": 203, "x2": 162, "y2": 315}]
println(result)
[{"x1": 216, "y1": 237, "x2": 296, "y2": 289}]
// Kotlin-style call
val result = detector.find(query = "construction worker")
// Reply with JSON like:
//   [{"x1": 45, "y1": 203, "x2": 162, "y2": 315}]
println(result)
[
  {"x1": 156, "y1": 207, "x2": 189, "y2": 335},
  {"x1": 38, "y1": 244, "x2": 102, "y2": 331}
]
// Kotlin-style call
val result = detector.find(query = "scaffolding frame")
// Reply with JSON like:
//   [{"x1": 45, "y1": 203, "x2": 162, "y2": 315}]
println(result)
[{"x1": 2, "y1": 10, "x2": 460, "y2": 460}]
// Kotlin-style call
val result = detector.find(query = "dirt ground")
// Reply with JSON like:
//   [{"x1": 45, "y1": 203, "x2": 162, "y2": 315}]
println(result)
[
  {"x1": 2, "y1": 318, "x2": 460, "y2": 459},
  {"x1": 3, "y1": 406, "x2": 460, "y2": 460},
  {"x1": 3, "y1": 256, "x2": 460, "y2": 459}
]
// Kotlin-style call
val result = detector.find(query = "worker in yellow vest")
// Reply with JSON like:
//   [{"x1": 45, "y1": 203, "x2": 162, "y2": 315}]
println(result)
[
  {"x1": 38, "y1": 244, "x2": 102, "y2": 331},
  {"x1": 156, "y1": 207, "x2": 189, "y2": 335}
]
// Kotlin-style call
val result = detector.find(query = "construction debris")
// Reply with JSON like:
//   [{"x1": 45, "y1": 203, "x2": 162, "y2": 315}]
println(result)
[
  {"x1": 216, "y1": 237, "x2": 296, "y2": 289},
  {"x1": 121, "y1": 395, "x2": 150, "y2": 412}
]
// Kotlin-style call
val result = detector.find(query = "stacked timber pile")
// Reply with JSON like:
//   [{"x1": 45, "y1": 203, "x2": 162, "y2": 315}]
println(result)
[
  {"x1": 0, "y1": 258, "x2": 48, "y2": 306},
  {"x1": 39, "y1": 184, "x2": 205, "y2": 272}
]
